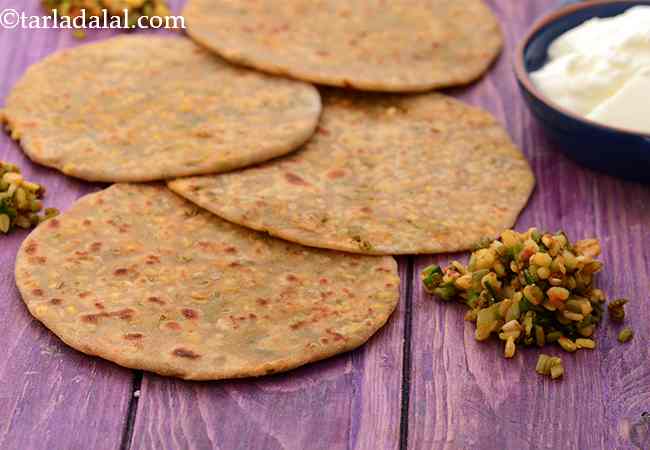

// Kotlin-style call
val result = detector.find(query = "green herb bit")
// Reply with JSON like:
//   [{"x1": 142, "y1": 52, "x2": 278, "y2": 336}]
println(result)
[
  {"x1": 607, "y1": 299, "x2": 628, "y2": 323},
  {"x1": 433, "y1": 283, "x2": 457, "y2": 302},
  {"x1": 545, "y1": 331, "x2": 562, "y2": 343},
  {"x1": 618, "y1": 327, "x2": 634, "y2": 343},
  {"x1": 421, "y1": 265, "x2": 443, "y2": 293},
  {"x1": 523, "y1": 267, "x2": 539, "y2": 285}
]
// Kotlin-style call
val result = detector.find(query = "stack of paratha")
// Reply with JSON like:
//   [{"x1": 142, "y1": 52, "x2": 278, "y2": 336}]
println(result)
[{"x1": 7, "y1": 0, "x2": 535, "y2": 380}]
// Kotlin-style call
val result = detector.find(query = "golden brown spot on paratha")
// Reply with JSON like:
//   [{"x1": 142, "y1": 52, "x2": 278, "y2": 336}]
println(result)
[
  {"x1": 25, "y1": 241, "x2": 38, "y2": 255},
  {"x1": 327, "y1": 169, "x2": 346, "y2": 179},
  {"x1": 81, "y1": 308, "x2": 134, "y2": 324},
  {"x1": 81, "y1": 314, "x2": 101, "y2": 324},
  {"x1": 197, "y1": 241, "x2": 212, "y2": 251},
  {"x1": 145, "y1": 255, "x2": 160, "y2": 265},
  {"x1": 228, "y1": 315, "x2": 241, "y2": 329},
  {"x1": 28, "y1": 256, "x2": 47, "y2": 265},
  {"x1": 173, "y1": 348, "x2": 200, "y2": 359},
  {"x1": 182, "y1": 308, "x2": 199, "y2": 320},
  {"x1": 124, "y1": 333, "x2": 144, "y2": 341},
  {"x1": 326, "y1": 329, "x2": 346, "y2": 341},
  {"x1": 116, "y1": 308, "x2": 135, "y2": 320},
  {"x1": 148, "y1": 296, "x2": 165, "y2": 305},
  {"x1": 165, "y1": 321, "x2": 181, "y2": 331},
  {"x1": 284, "y1": 172, "x2": 309, "y2": 186}
]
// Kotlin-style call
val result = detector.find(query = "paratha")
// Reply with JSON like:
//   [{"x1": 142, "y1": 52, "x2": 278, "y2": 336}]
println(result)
[
  {"x1": 170, "y1": 92, "x2": 535, "y2": 255},
  {"x1": 15, "y1": 184, "x2": 399, "y2": 380},
  {"x1": 2, "y1": 36, "x2": 321, "y2": 182},
  {"x1": 183, "y1": 0, "x2": 503, "y2": 92}
]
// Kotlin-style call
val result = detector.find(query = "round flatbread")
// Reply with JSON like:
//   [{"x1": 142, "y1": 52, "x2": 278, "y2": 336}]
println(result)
[
  {"x1": 15, "y1": 184, "x2": 399, "y2": 380},
  {"x1": 170, "y1": 92, "x2": 535, "y2": 255},
  {"x1": 2, "y1": 36, "x2": 321, "y2": 182},
  {"x1": 183, "y1": 0, "x2": 503, "y2": 92}
]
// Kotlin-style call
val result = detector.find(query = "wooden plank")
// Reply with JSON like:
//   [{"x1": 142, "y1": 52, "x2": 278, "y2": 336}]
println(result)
[
  {"x1": 409, "y1": 1, "x2": 650, "y2": 449},
  {"x1": 130, "y1": 258, "x2": 408, "y2": 450},
  {"x1": 0, "y1": 1, "x2": 150, "y2": 448}
]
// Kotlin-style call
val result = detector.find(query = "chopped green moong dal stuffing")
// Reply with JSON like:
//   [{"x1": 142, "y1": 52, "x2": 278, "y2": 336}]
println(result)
[
  {"x1": 421, "y1": 228, "x2": 634, "y2": 380},
  {"x1": 0, "y1": 161, "x2": 58, "y2": 234}
]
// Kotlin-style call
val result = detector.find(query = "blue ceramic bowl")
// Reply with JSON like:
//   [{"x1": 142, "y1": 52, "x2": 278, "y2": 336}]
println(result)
[{"x1": 514, "y1": 0, "x2": 650, "y2": 183}]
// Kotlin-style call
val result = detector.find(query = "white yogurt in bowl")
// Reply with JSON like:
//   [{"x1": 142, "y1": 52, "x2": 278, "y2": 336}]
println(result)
[{"x1": 530, "y1": 6, "x2": 650, "y2": 134}]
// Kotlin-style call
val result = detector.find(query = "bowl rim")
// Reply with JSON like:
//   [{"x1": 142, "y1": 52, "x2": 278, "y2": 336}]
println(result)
[{"x1": 513, "y1": 0, "x2": 650, "y2": 140}]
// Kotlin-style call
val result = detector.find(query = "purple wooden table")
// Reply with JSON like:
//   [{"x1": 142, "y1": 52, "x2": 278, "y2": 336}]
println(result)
[{"x1": 0, "y1": 1, "x2": 648, "y2": 449}]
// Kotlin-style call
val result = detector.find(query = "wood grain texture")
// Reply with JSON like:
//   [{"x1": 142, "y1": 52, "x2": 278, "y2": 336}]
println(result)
[
  {"x1": 409, "y1": 1, "x2": 650, "y2": 449},
  {"x1": 0, "y1": 2, "x2": 136, "y2": 449},
  {"x1": 129, "y1": 258, "x2": 407, "y2": 450}
]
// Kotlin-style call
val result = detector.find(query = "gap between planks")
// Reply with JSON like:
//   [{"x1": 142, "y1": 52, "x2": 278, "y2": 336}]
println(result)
[
  {"x1": 399, "y1": 256, "x2": 414, "y2": 450},
  {"x1": 120, "y1": 371, "x2": 143, "y2": 450}
]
